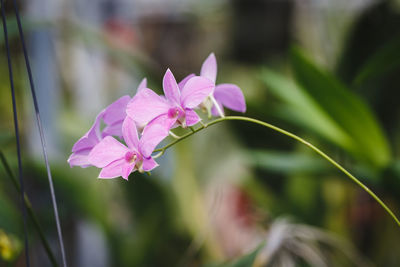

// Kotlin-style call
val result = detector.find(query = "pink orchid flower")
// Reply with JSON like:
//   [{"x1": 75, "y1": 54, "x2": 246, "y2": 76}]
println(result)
[
  {"x1": 67, "y1": 79, "x2": 147, "y2": 168},
  {"x1": 88, "y1": 116, "x2": 166, "y2": 179},
  {"x1": 180, "y1": 53, "x2": 246, "y2": 117},
  {"x1": 126, "y1": 69, "x2": 214, "y2": 130}
]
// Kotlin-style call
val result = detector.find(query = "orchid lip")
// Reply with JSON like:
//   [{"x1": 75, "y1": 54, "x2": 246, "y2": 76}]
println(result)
[
  {"x1": 167, "y1": 107, "x2": 188, "y2": 127},
  {"x1": 168, "y1": 107, "x2": 185, "y2": 119},
  {"x1": 125, "y1": 151, "x2": 138, "y2": 164}
]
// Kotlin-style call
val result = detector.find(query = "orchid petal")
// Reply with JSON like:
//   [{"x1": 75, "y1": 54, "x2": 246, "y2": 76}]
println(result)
[
  {"x1": 122, "y1": 163, "x2": 135, "y2": 180},
  {"x1": 137, "y1": 78, "x2": 147, "y2": 93},
  {"x1": 126, "y1": 88, "x2": 170, "y2": 126},
  {"x1": 178, "y1": 73, "x2": 195, "y2": 90},
  {"x1": 200, "y1": 53, "x2": 217, "y2": 83},
  {"x1": 98, "y1": 159, "x2": 127, "y2": 179},
  {"x1": 214, "y1": 83, "x2": 246, "y2": 113},
  {"x1": 103, "y1": 95, "x2": 131, "y2": 126},
  {"x1": 140, "y1": 119, "x2": 170, "y2": 157},
  {"x1": 181, "y1": 76, "x2": 214, "y2": 109},
  {"x1": 67, "y1": 149, "x2": 91, "y2": 168},
  {"x1": 71, "y1": 133, "x2": 99, "y2": 153},
  {"x1": 88, "y1": 136, "x2": 127, "y2": 168},
  {"x1": 122, "y1": 117, "x2": 139, "y2": 150},
  {"x1": 145, "y1": 113, "x2": 178, "y2": 132},
  {"x1": 185, "y1": 109, "x2": 201, "y2": 126},
  {"x1": 102, "y1": 120, "x2": 124, "y2": 138},
  {"x1": 142, "y1": 157, "x2": 158, "y2": 171},
  {"x1": 72, "y1": 110, "x2": 104, "y2": 152},
  {"x1": 163, "y1": 69, "x2": 181, "y2": 104}
]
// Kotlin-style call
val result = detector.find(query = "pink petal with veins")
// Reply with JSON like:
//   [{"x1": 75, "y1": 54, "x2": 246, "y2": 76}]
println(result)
[
  {"x1": 178, "y1": 73, "x2": 195, "y2": 90},
  {"x1": 122, "y1": 117, "x2": 139, "y2": 150},
  {"x1": 122, "y1": 163, "x2": 135, "y2": 180},
  {"x1": 102, "y1": 120, "x2": 124, "y2": 138},
  {"x1": 200, "y1": 53, "x2": 217, "y2": 83},
  {"x1": 126, "y1": 88, "x2": 170, "y2": 126},
  {"x1": 163, "y1": 69, "x2": 181, "y2": 105},
  {"x1": 154, "y1": 113, "x2": 178, "y2": 129},
  {"x1": 214, "y1": 84, "x2": 246, "y2": 113},
  {"x1": 98, "y1": 159, "x2": 127, "y2": 179},
  {"x1": 72, "y1": 110, "x2": 104, "y2": 152},
  {"x1": 142, "y1": 157, "x2": 158, "y2": 171},
  {"x1": 185, "y1": 109, "x2": 201, "y2": 126},
  {"x1": 67, "y1": 149, "x2": 91, "y2": 168},
  {"x1": 88, "y1": 136, "x2": 128, "y2": 168},
  {"x1": 140, "y1": 119, "x2": 170, "y2": 157},
  {"x1": 102, "y1": 95, "x2": 131, "y2": 126},
  {"x1": 181, "y1": 76, "x2": 214, "y2": 109}
]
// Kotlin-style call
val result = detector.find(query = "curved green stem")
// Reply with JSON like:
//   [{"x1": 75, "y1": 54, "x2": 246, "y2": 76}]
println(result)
[{"x1": 154, "y1": 116, "x2": 400, "y2": 227}]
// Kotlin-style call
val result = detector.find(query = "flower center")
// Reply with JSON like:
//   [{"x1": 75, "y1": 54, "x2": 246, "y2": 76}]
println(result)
[
  {"x1": 125, "y1": 151, "x2": 137, "y2": 164},
  {"x1": 168, "y1": 107, "x2": 184, "y2": 119}
]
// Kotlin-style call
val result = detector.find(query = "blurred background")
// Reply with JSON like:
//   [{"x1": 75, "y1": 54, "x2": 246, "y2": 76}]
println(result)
[{"x1": 1, "y1": 0, "x2": 400, "y2": 266}]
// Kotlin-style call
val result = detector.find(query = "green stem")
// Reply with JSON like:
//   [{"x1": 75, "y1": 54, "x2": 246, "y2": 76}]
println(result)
[
  {"x1": 0, "y1": 151, "x2": 59, "y2": 267},
  {"x1": 154, "y1": 116, "x2": 400, "y2": 227}
]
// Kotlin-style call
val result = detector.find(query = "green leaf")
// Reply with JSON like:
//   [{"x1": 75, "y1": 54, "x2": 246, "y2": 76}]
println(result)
[
  {"x1": 353, "y1": 35, "x2": 400, "y2": 86},
  {"x1": 261, "y1": 68, "x2": 354, "y2": 152},
  {"x1": 205, "y1": 243, "x2": 264, "y2": 267},
  {"x1": 289, "y1": 47, "x2": 390, "y2": 167}
]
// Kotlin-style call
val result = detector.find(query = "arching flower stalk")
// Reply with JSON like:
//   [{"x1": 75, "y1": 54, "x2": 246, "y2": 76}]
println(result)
[{"x1": 68, "y1": 53, "x2": 400, "y2": 227}]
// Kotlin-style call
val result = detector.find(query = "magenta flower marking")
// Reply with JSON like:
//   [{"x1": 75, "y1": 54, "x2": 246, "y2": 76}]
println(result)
[
  {"x1": 200, "y1": 53, "x2": 246, "y2": 116},
  {"x1": 126, "y1": 69, "x2": 214, "y2": 130},
  {"x1": 88, "y1": 117, "x2": 166, "y2": 180}
]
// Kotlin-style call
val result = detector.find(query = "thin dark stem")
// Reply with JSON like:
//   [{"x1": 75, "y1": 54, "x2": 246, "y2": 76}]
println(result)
[
  {"x1": 0, "y1": 152, "x2": 59, "y2": 267},
  {"x1": 11, "y1": 1, "x2": 68, "y2": 266},
  {"x1": 154, "y1": 116, "x2": 400, "y2": 227},
  {"x1": 0, "y1": 2, "x2": 30, "y2": 266}
]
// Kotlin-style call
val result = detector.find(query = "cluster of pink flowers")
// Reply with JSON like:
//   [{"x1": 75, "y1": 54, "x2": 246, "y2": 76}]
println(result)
[{"x1": 68, "y1": 53, "x2": 246, "y2": 179}]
